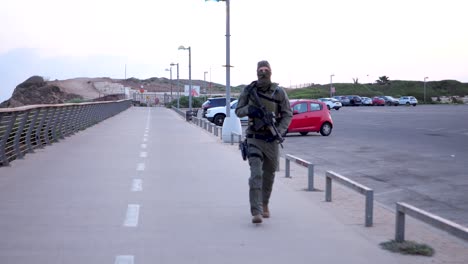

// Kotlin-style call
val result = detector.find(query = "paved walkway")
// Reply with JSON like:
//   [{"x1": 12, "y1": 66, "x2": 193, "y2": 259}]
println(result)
[{"x1": 0, "y1": 107, "x2": 466, "y2": 264}]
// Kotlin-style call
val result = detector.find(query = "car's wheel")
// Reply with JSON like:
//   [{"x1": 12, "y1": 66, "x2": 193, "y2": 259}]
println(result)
[
  {"x1": 213, "y1": 114, "x2": 225, "y2": 126},
  {"x1": 300, "y1": 132, "x2": 308, "y2": 136},
  {"x1": 327, "y1": 105, "x2": 331, "y2": 110},
  {"x1": 320, "y1": 122, "x2": 332, "y2": 136},
  {"x1": 412, "y1": 104, "x2": 417, "y2": 107},
  {"x1": 386, "y1": 101, "x2": 392, "y2": 106},
  {"x1": 334, "y1": 107, "x2": 340, "y2": 110},
  {"x1": 406, "y1": 102, "x2": 410, "y2": 106}
]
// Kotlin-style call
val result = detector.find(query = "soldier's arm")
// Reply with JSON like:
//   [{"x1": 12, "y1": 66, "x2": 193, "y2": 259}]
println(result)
[
  {"x1": 276, "y1": 88, "x2": 292, "y2": 135},
  {"x1": 235, "y1": 84, "x2": 252, "y2": 118}
]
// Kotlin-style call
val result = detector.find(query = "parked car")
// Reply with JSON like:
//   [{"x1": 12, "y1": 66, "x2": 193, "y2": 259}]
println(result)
[
  {"x1": 399, "y1": 96, "x2": 418, "y2": 106},
  {"x1": 333, "y1": 95, "x2": 350, "y2": 106},
  {"x1": 285, "y1": 99, "x2": 333, "y2": 136},
  {"x1": 201, "y1": 97, "x2": 236, "y2": 117},
  {"x1": 372, "y1": 96, "x2": 385, "y2": 106},
  {"x1": 205, "y1": 100, "x2": 247, "y2": 126},
  {"x1": 318, "y1": 98, "x2": 342, "y2": 110},
  {"x1": 345, "y1": 95, "x2": 363, "y2": 106},
  {"x1": 379, "y1": 96, "x2": 399, "y2": 106},
  {"x1": 361, "y1": 97, "x2": 373, "y2": 106}
]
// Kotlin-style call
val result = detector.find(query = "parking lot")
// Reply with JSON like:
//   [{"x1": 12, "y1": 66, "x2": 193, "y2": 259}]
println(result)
[{"x1": 278, "y1": 104, "x2": 468, "y2": 226}]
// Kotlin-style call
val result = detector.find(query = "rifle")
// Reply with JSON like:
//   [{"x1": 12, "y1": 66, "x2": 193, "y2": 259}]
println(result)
[{"x1": 248, "y1": 84, "x2": 284, "y2": 148}]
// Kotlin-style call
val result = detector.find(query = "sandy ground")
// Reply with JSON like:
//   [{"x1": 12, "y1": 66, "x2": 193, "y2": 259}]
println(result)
[{"x1": 50, "y1": 78, "x2": 108, "y2": 100}]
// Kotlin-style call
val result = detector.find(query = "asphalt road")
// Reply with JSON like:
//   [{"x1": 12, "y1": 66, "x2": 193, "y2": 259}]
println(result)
[{"x1": 278, "y1": 104, "x2": 468, "y2": 226}]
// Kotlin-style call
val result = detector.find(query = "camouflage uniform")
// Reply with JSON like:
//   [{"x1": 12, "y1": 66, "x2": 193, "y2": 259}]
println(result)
[{"x1": 235, "y1": 61, "x2": 292, "y2": 220}]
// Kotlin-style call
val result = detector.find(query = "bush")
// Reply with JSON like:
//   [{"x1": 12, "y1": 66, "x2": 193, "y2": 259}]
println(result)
[
  {"x1": 380, "y1": 240, "x2": 434, "y2": 256},
  {"x1": 167, "y1": 96, "x2": 207, "y2": 108}
]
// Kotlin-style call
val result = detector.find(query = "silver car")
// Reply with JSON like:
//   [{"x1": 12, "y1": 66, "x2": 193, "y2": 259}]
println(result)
[
  {"x1": 318, "y1": 98, "x2": 342, "y2": 110},
  {"x1": 399, "y1": 96, "x2": 418, "y2": 106}
]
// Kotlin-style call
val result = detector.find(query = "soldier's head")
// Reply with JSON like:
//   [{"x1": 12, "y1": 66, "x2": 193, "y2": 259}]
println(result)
[{"x1": 257, "y1": 60, "x2": 271, "y2": 89}]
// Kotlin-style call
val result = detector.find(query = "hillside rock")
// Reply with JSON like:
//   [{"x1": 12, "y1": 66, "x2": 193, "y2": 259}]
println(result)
[
  {"x1": 0, "y1": 75, "x2": 234, "y2": 108},
  {"x1": 0, "y1": 76, "x2": 83, "y2": 108}
]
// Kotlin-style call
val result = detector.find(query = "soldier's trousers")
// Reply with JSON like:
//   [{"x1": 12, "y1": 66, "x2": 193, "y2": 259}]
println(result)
[{"x1": 247, "y1": 140, "x2": 279, "y2": 216}]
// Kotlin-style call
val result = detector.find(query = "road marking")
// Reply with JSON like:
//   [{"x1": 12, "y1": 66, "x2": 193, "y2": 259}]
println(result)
[
  {"x1": 144, "y1": 133, "x2": 148, "y2": 137},
  {"x1": 132, "y1": 179, "x2": 143, "y2": 191},
  {"x1": 143, "y1": 137, "x2": 148, "y2": 142},
  {"x1": 140, "y1": 152, "x2": 147, "y2": 158},
  {"x1": 141, "y1": 144, "x2": 147, "y2": 149},
  {"x1": 124, "y1": 204, "x2": 140, "y2": 227},
  {"x1": 115, "y1": 255, "x2": 134, "y2": 264},
  {"x1": 137, "y1": 163, "x2": 145, "y2": 171}
]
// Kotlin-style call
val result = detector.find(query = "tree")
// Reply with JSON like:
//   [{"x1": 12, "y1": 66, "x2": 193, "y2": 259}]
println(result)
[{"x1": 376, "y1": 76, "x2": 391, "y2": 85}]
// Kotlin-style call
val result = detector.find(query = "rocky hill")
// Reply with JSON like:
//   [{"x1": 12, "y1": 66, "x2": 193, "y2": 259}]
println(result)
[
  {"x1": 0, "y1": 76, "x2": 85, "y2": 108},
  {"x1": 0, "y1": 76, "x2": 231, "y2": 108}
]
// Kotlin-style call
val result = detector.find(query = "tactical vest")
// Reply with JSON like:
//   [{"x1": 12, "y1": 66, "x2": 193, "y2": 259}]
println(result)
[{"x1": 248, "y1": 85, "x2": 282, "y2": 132}]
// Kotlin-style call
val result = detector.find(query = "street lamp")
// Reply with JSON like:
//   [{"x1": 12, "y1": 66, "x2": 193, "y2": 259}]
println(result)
[
  {"x1": 424, "y1": 77, "x2": 429, "y2": 104},
  {"x1": 178, "y1": 45, "x2": 192, "y2": 111},
  {"x1": 204, "y1": 71, "x2": 208, "y2": 94},
  {"x1": 207, "y1": 0, "x2": 241, "y2": 143},
  {"x1": 165, "y1": 66, "x2": 173, "y2": 101},
  {"x1": 330, "y1": 74, "x2": 335, "y2": 97},
  {"x1": 171, "y1": 62, "x2": 179, "y2": 108},
  {"x1": 206, "y1": 0, "x2": 231, "y2": 116}
]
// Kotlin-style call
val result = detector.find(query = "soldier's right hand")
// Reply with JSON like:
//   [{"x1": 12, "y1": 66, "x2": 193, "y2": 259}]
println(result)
[{"x1": 248, "y1": 105, "x2": 264, "y2": 118}]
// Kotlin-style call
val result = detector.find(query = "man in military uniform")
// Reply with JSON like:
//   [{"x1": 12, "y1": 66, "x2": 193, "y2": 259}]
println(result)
[{"x1": 235, "y1": 60, "x2": 292, "y2": 224}]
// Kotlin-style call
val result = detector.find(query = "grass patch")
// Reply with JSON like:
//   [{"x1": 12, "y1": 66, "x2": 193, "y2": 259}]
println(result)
[{"x1": 380, "y1": 240, "x2": 434, "y2": 256}]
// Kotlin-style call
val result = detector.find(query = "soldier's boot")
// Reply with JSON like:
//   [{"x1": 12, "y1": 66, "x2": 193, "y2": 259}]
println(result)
[
  {"x1": 262, "y1": 204, "x2": 270, "y2": 218},
  {"x1": 252, "y1": 214, "x2": 263, "y2": 224}
]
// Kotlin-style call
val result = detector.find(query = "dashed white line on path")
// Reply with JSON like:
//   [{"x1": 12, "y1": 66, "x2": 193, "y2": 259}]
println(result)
[
  {"x1": 141, "y1": 144, "x2": 147, "y2": 149},
  {"x1": 131, "y1": 179, "x2": 143, "y2": 192},
  {"x1": 115, "y1": 255, "x2": 134, "y2": 264},
  {"x1": 123, "y1": 204, "x2": 140, "y2": 227},
  {"x1": 140, "y1": 152, "x2": 147, "y2": 158},
  {"x1": 136, "y1": 163, "x2": 145, "y2": 171}
]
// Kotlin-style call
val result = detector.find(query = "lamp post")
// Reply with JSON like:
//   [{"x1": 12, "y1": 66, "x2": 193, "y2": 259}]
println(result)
[
  {"x1": 224, "y1": 0, "x2": 231, "y2": 118},
  {"x1": 171, "y1": 63, "x2": 179, "y2": 108},
  {"x1": 208, "y1": 0, "x2": 241, "y2": 143},
  {"x1": 178, "y1": 45, "x2": 192, "y2": 111},
  {"x1": 165, "y1": 66, "x2": 173, "y2": 101},
  {"x1": 330, "y1": 74, "x2": 335, "y2": 97},
  {"x1": 204, "y1": 71, "x2": 208, "y2": 94},
  {"x1": 424, "y1": 77, "x2": 429, "y2": 104}
]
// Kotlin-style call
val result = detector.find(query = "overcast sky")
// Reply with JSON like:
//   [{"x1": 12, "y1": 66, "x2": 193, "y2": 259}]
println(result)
[{"x1": 1, "y1": 0, "x2": 467, "y2": 102}]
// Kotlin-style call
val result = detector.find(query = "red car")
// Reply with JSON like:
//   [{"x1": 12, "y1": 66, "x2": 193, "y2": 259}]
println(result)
[
  {"x1": 372, "y1": 96, "x2": 385, "y2": 106},
  {"x1": 285, "y1": 99, "x2": 333, "y2": 136}
]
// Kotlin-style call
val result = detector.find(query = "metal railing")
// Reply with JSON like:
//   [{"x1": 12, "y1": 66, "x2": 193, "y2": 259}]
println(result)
[
  {"x1": 325, "y1": 171, "x2": 374, "y2": 227},
  {"x1": 285, "y1": 154, "x2": 315, "y2": 191},
  {"x1": 395, "y1": 202, "x2": 468, "y2": 242},
  {"x1": 173, "y1": 112, "x2": 468, "y2": 241},
  {"x1": 0, "y1": 100, "x2": 132, "y2": 166},
  {"x1": 230, "y1": 132, "x2": 242, "y2": 145}
]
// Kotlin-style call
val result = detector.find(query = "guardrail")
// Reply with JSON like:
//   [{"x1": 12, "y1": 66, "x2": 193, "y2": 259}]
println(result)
[
  {"x1": 0, "y1": 100, "x2": 132, "y2": 166},
  {"x1": 395, "y1": 202, "x2": 468, "y2": 242},
  {"x1": 181, "y1": 113, "x2": 468, "y2": 241},
  {"x1": 231, "y1": 132, "x2": 242, "y2": 145},
  {"x1": 325, "y1": 171, "x2": 374, "y2": 227},
  {"x1": 285, "y1": 154, "x2": 315, "y2": 191}
]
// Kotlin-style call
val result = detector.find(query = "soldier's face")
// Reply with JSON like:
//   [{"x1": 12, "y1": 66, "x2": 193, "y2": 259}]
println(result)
[
  {"x1": 257, "y1": 67, "x2": 271, "y2": 80},
  {"x1": 258, "y1": 67, "x2": 270, "y2": 73}
]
